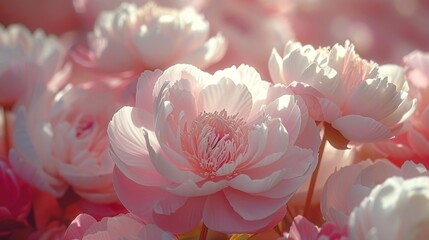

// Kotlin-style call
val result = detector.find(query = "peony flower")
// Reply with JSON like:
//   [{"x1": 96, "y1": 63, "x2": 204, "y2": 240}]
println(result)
[
  {"x1": 78, "y1": 2, "x2": 226, "y2": 74},
  {"x1": 269, "y1": 41, "x2": 416, "y2": 144},
  {"x1": 373, "y1": 51, "x2": 429, "y2": 168},
  {"x1": 108, "y1": 64, "x2": 320, "y2": 233},
  {"x1": 0, "y1": 157, "x2": 32, "y2": 235},
  {"x1": 321, "y1": 159, "x2": 429, "y2": 227},
  {"x1": 0, "y1": 24, "x2": 66, "y2": 108},
  {"x1": 348, "y1": 176, "x2": 429, "y2": 240},
  {"x1": 10, "y1": 81, "x2": 122, "y2": 203},
  {"x1": 72, "y1": 0, "x2": 206, "y2": 29},
  {"x1": 63, "y1": 213, "x2": 177, "y2": 240}
]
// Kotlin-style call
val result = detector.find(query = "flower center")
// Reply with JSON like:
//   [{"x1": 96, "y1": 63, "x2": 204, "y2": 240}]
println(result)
[
  {"x1": 75, "y1": 115, "x2": 95, "y2": 139},
  {"x1": 181, "y1": 110, "x2": 248, "y2": 177}
]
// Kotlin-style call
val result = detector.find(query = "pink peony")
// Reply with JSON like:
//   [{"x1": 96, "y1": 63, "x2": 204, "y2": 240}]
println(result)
[
  {"x1": 321, "y1": 159, "x2": 429, "y2": 227},
  {"x1": 0, "y1": 157, "x2": 32, "y2": 234},
  {"x1": 348, "y1": 176, "x2": 429, "y2": 240},
  {"x1": 0, "y1": 24, "x2": 67, "y2": 108},
  {"x1": 269, "y1": 41, "x2": 416, "y2": 144},
  {"x1": 373, "y1": 51, "x2": 429, "y2": 168},
  {"x1": 77, "y1": 2, "x2": 226, "y2": 74},
  {"x1": 72, "y1": 0, "x2": 206, "y2": 29},
  {"x1": 64, "y1": 213, "x2": 177, "y2": 240},
  {"x1": 10, "y1": 81, "x2": 122, "y2": 203},
  {"x1": 108, "y1": 64, "x2": 321, "y2": 233}
]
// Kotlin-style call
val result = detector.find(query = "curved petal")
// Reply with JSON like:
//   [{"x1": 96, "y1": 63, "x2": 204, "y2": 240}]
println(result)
[
  {"x1": 199, "y1": 77, "x2": 253, "y2": 120},
  {"x1": 346, "y1": 78, "x2": 404, "y2": 121},
  {"x1": 113, "y1": 167, "x2": 178, "y2": 223},
  {"x1": 203, "y1": 192, "x2": 282, "y2": 233},
  {"x1": 152, "y1": 197, "x2": 205, "y2": 234},
  {"x1": 332, "y1": 115, "x2": 394, "y2": 142},
  {"x1": 63, "y1": 214, "x2": 97, "y2": 240},
  {"x1": 178, "y1": 32, "x2": 227, "y2": 69},
  {"x1": 162, "y1": 180, "x2": 229, "y2": 197},
  {"x1": 223, "y1": 188, "x2": 287, "y2": 221},
  {"x1": 135, "y1": 69, "x2": 163, "y2": 113},
  {"x1": 108, "y1": 107, "x2": 169, "y2": 186}
]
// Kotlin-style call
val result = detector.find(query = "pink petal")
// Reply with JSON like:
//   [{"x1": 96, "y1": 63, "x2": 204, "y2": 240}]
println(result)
[
  {"x1": 203, "y1": 192, "x2": 282, "y2": 233},
  {"x1": 224, "y1": 188, "x2": 287, "y2": 221},
  {"x1": 332, "y1": 115, "x2": 394, "y2": 142},
  {"x1": 199, "y1": 77, "x2": 253, "y2": 120},
  {"x1": 135, "y1": 69, "x2": 163, "y2": 113},
  {"x1": 178, "y1": 33, "x2": 227, "y2": 69},
  {"x1": 162, "y1": 180, "x2": 229, "y2": 197},
  {"x1": 113, "y1": 167, "x2": 176, "y2": 222},
  {"x1": 108, "y1": 107, "x2": 169, "y2": 186},
  {"x1": 152, "y1": 197, "x2": 205, "y2": 234},
  {"x1": 287, "y1": 215, "x2": 319, "y2": 240},
  {"x1": 63, "y1": 214, "x2": 97, "y2": 240}
]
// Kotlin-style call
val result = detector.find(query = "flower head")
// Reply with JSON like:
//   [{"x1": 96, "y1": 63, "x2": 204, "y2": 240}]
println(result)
[
  {"x1": 108, "y1": 64, "x2": 320, "y2": 233},
  {"x1": 0, "y1": 24, "x2": 65, "y2": 108},
  {"x1": 269, "y1": 41, "x2": 416, "y2": 144},
  {"x1": 82, "y1": 2, "x2": 226, "y2": 74}
]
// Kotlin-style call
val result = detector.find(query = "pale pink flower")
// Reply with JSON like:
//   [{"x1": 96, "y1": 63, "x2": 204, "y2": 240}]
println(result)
[
  {"x1": 0, "y1": 0, "x2": 80, "y2": 35},
  {"x1": 64, "y1": 213, "x2": 177, "y2": 240},
  {"x1": 203, "y1": 0, "x2": 294, "y2": 80},
  {"x1": 78, "y1": 2, "x2": 226, "y2": 74},
  {"x1": 321, "y1": 159, "x2": 429, "y2": 227},
  {"x1": 10, "y1": 82, "x2": 121, "y2": 203},
  {"x1": 108, "y1": 64, "x2": 320, "y2": 233},
  {"x1": 72, "y1": 0, "x2": 206, "y2": 28},
  {"x1": 269, "y1": 41, "x2": 416, "y2": 144},
  {"x1": 348, "y1": 176, "x2": 429, "y2": 240},
  {"x1": 373, "y1": 51, "x2": 429, "y2": 168},
  {"x1": 0, "y1": 157, "x2": 32, "y2": 234},
  {"x1": 0, "y1": 24, "x2": 66, "y2": 108}
]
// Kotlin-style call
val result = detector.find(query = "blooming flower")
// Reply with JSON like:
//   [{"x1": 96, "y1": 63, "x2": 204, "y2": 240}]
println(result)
[
  {"x1": 373, "y1": 51, "x2": 429, "y2": 168},
  {"x1": 269, "y1": 41, "x2": 416, "y2": 144},
  {"x1": 108, "y1": 64, "x2": 320, "y2": 233},
  {"x1": 64, "y1": 213, "x2": 177, "y2": 240},
  {"x1": 0, "y1": 24, "x2": 66, "y2": 108},
  {"x1": 348, "y1": 176, "x2": 429, "y2": 240},
  {"x1": 72, "y1": 0, "x2": 206, "y2": 29},
  {"x1": 321, "y1": 159, "x2": 429, "y2": 227},
  {"x1": 10, "y1": 81, "x2": 121, "y2": 203},
  {"x1": 79, "y1": 2, "x2": 226, "y2": 74}
]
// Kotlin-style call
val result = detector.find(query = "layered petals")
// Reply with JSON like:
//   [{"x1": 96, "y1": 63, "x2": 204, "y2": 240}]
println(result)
[{"x1": 109, "y1": 64, "x2": 320, "y2": 234}]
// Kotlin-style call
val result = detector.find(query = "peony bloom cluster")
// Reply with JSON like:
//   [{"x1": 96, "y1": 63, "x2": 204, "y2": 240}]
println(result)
[{"x1": 1, "y1": 0, "x2": 429, "y2": 239}]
